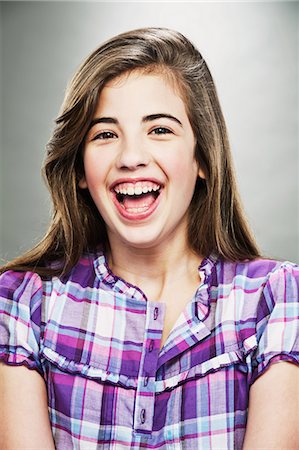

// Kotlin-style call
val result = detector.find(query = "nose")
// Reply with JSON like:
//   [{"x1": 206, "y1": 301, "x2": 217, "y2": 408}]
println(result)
[{"x1": 116, "y1": 137, "x2": 151, "y2": 170}]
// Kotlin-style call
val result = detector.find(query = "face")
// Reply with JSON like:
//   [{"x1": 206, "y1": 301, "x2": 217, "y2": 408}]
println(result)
[{"x1": 80, "y1": 70, "x2": 204, "y2": 252}]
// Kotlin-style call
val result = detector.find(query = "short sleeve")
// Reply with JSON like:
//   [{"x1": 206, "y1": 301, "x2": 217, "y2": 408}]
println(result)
[
  {"x1": 0, "y1": 270, "x2": 43, "y2": 373},
  {"x1": 249, "y1": 262, "x2": 299, "y2": 385}
]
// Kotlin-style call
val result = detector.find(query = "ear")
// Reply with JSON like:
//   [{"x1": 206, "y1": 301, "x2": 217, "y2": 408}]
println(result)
[
  {"x1": 198, "y1": 167, "x2": 206, "y2": 180},
  {"x1": 78, "y1": 177, "x2": 88, "y2": 189}
]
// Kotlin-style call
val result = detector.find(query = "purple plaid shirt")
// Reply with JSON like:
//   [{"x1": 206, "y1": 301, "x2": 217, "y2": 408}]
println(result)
[{"x1": 0, "y1": 251, "x2": 298, "y2": 449}]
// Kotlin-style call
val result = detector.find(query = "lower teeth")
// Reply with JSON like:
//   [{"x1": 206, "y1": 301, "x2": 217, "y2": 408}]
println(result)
[
  {"x1": 117, "y1": 191, "x2": 160, "y2": 214},
  {"x1": 121, "y1": 205, "x2": 149, "y2": 213}
]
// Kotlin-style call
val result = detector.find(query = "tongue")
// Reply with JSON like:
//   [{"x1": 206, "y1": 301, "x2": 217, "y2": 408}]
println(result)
[{"x1": 122, "y1": 193, "x2": 156, "y2": 210}]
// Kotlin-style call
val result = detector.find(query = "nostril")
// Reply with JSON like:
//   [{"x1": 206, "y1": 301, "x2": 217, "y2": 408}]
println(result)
[{"x1": 120, "y1": 162, "x2": 147, "y2": 170}]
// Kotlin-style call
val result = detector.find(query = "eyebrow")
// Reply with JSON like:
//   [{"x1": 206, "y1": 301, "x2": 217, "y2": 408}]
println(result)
[
  {"x1": 88, "y1": 113, "x2": 183, "y2": 131},
  {"x1": 142, "y1": 113, "x2": 182, "y2": 126}
]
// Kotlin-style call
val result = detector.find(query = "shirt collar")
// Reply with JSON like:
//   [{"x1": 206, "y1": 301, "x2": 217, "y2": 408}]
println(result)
[{"x1": 94, "y1": 250, "x2": 219, "y2": 307}]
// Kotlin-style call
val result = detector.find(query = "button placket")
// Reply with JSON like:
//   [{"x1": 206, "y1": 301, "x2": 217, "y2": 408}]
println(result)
[
  {"x1": 140, "y1": 408, "x2": 146, "y2": 424},
  {"x1": 144, "y1": 375, "x2": 149, "y2": 387},
  {"x1": 133, "y1": 302, "x2": 165, "y2": 435},
  {"x1": 149, "y1": 339, "x2": 154, "y2": 352}
]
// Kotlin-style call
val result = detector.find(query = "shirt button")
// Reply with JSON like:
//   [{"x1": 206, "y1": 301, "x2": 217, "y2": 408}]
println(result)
[
  {"x1": 153, "y1": 307, "x2": 159, "y2": 320},
  {"x1": 140, "y1": 408, "x2": 146, "y2": 424},
  {"x1": 149, "y1": 340, "x2": 154, "y2": 352},
  {"x1": 144, "y1": 375, "x2": 149, "y2": 387}
]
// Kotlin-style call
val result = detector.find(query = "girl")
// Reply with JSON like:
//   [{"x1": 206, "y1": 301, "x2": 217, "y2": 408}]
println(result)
[{"x1": 0, "y1": 28, "x2": 298, "y2": 450}]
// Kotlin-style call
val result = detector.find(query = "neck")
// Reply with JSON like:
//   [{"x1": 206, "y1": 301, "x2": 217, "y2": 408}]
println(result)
[{"x1": 106, "y1": 238, "x2": 203, "y2": 301}]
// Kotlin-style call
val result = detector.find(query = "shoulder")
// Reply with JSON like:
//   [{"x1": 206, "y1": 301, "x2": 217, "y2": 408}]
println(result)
[
  {"x1": 55, "y1": 252, "x2": 100, "y2": 290},
  {"x1": 0, "y1": 270, "x2": 43, "y2": 302},
  {"x1": 212, "y1": 257, "x2": 299, "y2": 332},
  {"x1": 218, "y1": 257, "x2": 298, "y2": 293},
  {"x1": 0, "y1": 270, "x2": 44, "y2": 335},
  {"x1": 242, "y1": 258, "x2": 299, "y2": 304},
  {"x1": 0, "y1": 251, "x2": 99, "y2": 294}
]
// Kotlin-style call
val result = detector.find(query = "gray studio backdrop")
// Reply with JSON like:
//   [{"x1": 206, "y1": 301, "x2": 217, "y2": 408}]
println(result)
[{"x1": 0, "y1": 1, "x2": 298, "y2": 263}]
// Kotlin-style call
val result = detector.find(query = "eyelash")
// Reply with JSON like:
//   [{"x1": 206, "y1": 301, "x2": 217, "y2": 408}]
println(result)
[
  {"x1": 150, "y1": 127, "x2": 172, "y2": 135},
  {"x1": 91, "y1": 127, "x2": 173, "y2": 141},
  {"x1": 92, "y1": 131, "x2": 116, "y2": 141}
]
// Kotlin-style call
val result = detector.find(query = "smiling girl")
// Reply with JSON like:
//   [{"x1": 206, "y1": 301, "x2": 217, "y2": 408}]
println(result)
[{"x1": 0, "y1": 28, "x2": 298, "y2": 450}]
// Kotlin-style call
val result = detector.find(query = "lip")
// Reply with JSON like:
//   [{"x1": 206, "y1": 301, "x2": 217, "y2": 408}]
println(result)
[{"x1": 110, "y1": 178, "x2": 163, "y2": 221}]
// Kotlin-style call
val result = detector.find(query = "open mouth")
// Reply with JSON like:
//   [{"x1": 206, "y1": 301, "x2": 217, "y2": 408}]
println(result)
[{"x1": 112, "y1": 181, "x2": 162, "y2": 218}]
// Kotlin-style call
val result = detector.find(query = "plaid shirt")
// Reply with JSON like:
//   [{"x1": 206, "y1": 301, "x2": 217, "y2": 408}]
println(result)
[{"x1": 0, "y1": 252, "x2": 298, "y2": 449}]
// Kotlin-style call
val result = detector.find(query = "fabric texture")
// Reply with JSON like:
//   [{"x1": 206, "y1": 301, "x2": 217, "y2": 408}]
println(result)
[{"x1": 0, "y1": 251, "x2": 298, "y2": 449}]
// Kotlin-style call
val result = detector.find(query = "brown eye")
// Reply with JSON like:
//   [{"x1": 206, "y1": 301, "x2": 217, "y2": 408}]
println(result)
[
  {"x1": 150, "y1": 127, "x2": 172, "y2": 135},
  {"x1": 92, "y1": 131, "x2": 117, "y2": 141}
]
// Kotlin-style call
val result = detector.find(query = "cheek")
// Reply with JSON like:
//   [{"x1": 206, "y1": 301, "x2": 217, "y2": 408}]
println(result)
[
  {"x1": 173, "y1": 160, "x2": 198, "y2": 202},
  {"x1": 83, "y1": 152, "x2": 109, "y2": 187},
  {"x1": 164, "y1": 150, "x2": 198, "y2": 185}
]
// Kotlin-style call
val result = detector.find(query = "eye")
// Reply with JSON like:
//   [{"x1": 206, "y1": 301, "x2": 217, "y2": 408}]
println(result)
[
  {"x1": 150, "y1": 127, "x2": 173, "y2": 136},
  {"x1": 92, "y1": 131, "x2": 117, "y2": 141}
]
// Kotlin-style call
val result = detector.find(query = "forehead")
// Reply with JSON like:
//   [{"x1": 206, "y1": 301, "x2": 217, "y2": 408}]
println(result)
[
  {"x1": 106, "y1": 67, "x2": 184, "y2": 93},
  {"x1": 96, "y1": 69, "x2": 188, "y2": 113}
]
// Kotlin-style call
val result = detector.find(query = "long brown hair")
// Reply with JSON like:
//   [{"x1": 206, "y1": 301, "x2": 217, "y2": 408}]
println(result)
[{"x1": 1, "y1": 27, "x2": 260, "y2": 276}]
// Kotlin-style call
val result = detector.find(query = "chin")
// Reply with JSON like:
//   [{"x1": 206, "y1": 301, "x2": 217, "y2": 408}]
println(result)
[
  {"x1": 116, "y1": 228, "x2": 165, "y2": 249},
  {"x1": 122, "y1": 236, "x2": 162, "y2": 249}
]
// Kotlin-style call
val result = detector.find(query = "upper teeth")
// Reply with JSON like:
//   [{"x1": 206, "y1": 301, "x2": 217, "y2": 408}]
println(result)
[{"x1": 114, "y1": 182, "x2": 161, "y2": 196}]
